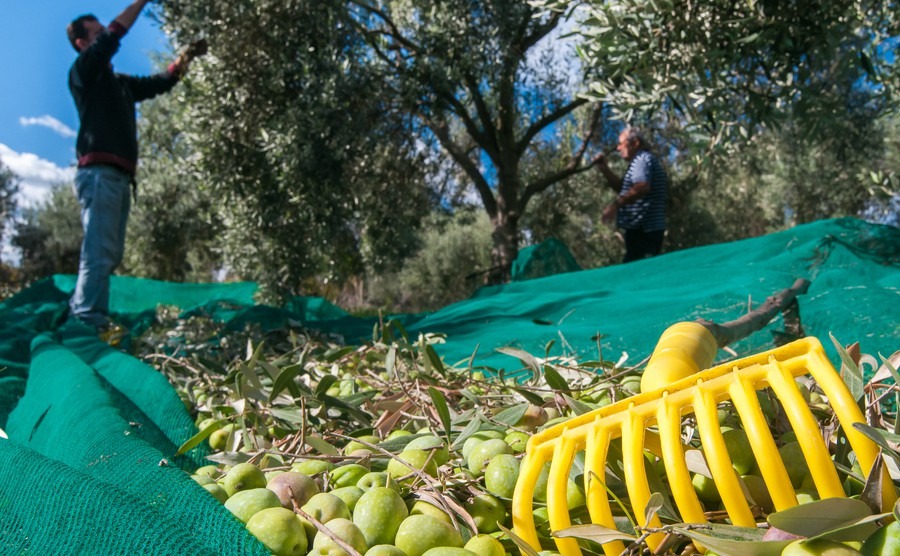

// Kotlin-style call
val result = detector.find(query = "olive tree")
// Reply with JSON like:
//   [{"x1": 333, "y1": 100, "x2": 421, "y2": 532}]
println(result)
[
  {"x1": 541, "y1": 0, "x2": 898, "y2": 152},
  {"x1": 0, "y1": 158, "x2": 19, "y2": 247},
  {"x1": 155, "y1": 0, "x2": 435, "y2": 300},
  {"x1": 532, "y1": 0, "x2": 898, "y2": 249},
  {"x1": 124, "y1": 90, "x2": 223, "y2": 282},
  {"x1": 12, "y1": 184, "x2": 82, "y2": 283},
  {"x1": 346, "y1": 1, "x2": 608, "y2": 282}
]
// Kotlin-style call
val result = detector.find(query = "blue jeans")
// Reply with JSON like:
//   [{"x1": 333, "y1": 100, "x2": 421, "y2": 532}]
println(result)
[{"x1": 69, "y1": 165, "x2": 131, "y2": 327}]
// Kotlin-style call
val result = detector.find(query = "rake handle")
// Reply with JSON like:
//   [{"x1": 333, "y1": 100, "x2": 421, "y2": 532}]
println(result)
[
  {"x1": 640, "y1": 322, "x2": 718, "y2": 393},
  {"x1": 641, "y1": 279, "x2": 812, "y2": 394}
]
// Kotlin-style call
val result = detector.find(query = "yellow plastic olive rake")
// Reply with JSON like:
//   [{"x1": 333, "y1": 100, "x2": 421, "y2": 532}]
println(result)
[{"x1": 512, "y1": 322, "x2": 896, "y2": 556}]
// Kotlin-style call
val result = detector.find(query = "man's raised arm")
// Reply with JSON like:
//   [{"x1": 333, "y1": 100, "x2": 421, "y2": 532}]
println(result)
[{"x1": 112, "y1": 0, "x2": 151, "y2": 33}]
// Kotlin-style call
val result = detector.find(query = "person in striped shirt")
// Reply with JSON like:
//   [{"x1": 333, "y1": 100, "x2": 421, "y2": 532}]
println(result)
[{"x1": 592, "y1": 126, "x2": 668, "y2": 263}]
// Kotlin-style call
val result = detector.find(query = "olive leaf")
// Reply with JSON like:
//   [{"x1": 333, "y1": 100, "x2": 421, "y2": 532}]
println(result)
[
  {"x1": 542, "y1": 365, "x2": 571, "y2": 393},
  {"x1": 830, "y1": 333, "x2": 864, "y2": 401},
  {"x1": 428, "y1": 387, "x2": 453, "y2": 441},
  {"x1": 175, "y1": 419, "x2": 225, "y2": 456},
  {"x1": 767, "y1": 498, "x2": 878, "y2": 541},
  {"x1": 495, "y1": 523, "x2": 541, "y2": 556},
  {"x1": 552, "y1": 523, "x2": 637, "y2": 544},
  {"x1": 671, "y1": 524, "x2": 792, "y2": 556},
  {"x1": 424, "y1": 345, "x2": 446, "y2": 378},
  {"x1": 496, "y1": 347, "x2": 542, "y2": 379},
  {"x1": 643, "y1": 492, "x2": 664, "y2": 526},
  {"x1": 562, "y1": 393, "x2": 595, "y2": 416},
  {"x1": 493, "y1": 403, "x2": 529, "y2": 427},
  {"x1": 304, "y1": 435, "x2": 339, "y2": 456},
  {"x1": 269, "y1": 361, "x2": 306, "y2": 402}
]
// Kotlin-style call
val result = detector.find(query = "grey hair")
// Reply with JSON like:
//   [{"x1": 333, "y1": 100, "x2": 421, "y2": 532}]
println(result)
[{"x1": 622, "y1": 126, "x2": 650, "y2": 150}]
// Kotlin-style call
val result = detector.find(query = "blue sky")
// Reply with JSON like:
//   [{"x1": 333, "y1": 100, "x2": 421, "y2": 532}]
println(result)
[{"x1": 0, "y1": 1, "x2": 171, "y2": 207}]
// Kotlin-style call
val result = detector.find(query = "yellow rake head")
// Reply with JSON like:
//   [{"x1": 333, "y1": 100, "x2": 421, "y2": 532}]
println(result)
[{"x1": 512, "y1": 322, "x2": 896, "y2": 556}]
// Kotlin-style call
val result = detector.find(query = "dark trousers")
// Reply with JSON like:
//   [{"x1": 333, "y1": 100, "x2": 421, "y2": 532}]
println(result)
[{"x1": 623, "y1": 229, "x2": 665, "y2": 263}]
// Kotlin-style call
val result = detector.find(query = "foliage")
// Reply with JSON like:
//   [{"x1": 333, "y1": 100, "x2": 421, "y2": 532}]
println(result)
[
  {"x1": 519, "y1": 110, "x2": 624, "y2": 268},
  {"x1": 155, "y1": 0, "x2": 899, "y2": 293},
  {"x1": 133, "y1": 0, "x2": 898, "y2": 309},
  {"x1": 538, "y1": 0, "x2": 900, "y2": 156},
  {"x1": 133, "y1": 302, "x2": 900, "y2": 555},
  {"x1": 368, "y1": 209, "x2": 494, "y2": 312},
  {"x1": 664, "y1": 85, "x2": 897, "y2": 250},
  {"x1": 859, "y1": 110, "x2": 900, "y2": 226},
  {"x1": 153, "y1": 0, "x2": 612, "y2": 287},
  {"x1": 522, "y1": 172, "x2": 624, "y2": 269},
  {"x1": 0, "y1": 157, "x2": 19, "y2": 248},
  {"x1": 348, "y1": 0, "x2": 608, "y2": 281},
  {"x1": 12, "y1": 184, "x2": 81, "y2": 284},
  {"x1": 123, "y1": 89, "x2": 223, "y2": 282},
  {"x1": 155, "y1": 0, "x2": 435, "y2": 301},
  {"x1": 0, "y1": 158, "x2": 22, "y2": 298},
  {"x1": 521, "y1": 0, "x2": 900, "y2": 254}
]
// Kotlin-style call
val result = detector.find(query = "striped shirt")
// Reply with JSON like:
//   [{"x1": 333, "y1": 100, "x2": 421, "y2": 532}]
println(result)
[{"x1": 617, "y1": 150, "x2": 667, "y2": 231}]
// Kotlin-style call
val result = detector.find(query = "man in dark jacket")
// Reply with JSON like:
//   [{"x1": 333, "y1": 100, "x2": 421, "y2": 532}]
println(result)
[{"x1": 66, "y1": 0, "x2": 206, "y2": 333}]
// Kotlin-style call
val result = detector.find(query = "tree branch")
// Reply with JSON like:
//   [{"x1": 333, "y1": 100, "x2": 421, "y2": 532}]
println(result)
[
  {"x1": 521, "y1": 11, "x2": 562, "y2": 53},
  {"x1": 348, "y1": 0, "x2": 420, "y2": 54},
  {"x1": 519, "y1": 160, "x2": 595, "y2": 211},
  {"x1": 516, "y1": 98, "x2": 589, "y2": 155},
  {"x1": 428, "y1": 118, "x2": 497, "y2": 216},
  {"x1": 431, "y1": 78, "x2": 493, "y2": 156},
  {"x1": 462, "y1": 71, "x2": 500, "y2": 160},
  {"x1": 698, "y1": 278, "x2": 812, "y2": 348}
]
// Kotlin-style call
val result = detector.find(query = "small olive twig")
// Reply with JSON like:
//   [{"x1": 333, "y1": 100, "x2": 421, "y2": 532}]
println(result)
[
  {"x1": 331, "y1": 432, "x2": 479, "y2": 535},
  {"x1": 143, "y1": 352, "x2": 208, "y2": 379},
  {"x1": 290, "y1": 498, "x2": 362, "y2": 556}
]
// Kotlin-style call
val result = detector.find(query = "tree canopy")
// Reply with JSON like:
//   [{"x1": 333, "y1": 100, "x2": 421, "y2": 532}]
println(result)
[
  {"x1": 20, "y1": 0, "x2": 880, "y2": 308},
  {"x1": 346, "y1": 1, "x2": 612, "y2": 281},
  {"x1": 157, "y1": 0, "x2": 435, "y2": 300},
  {"x1": 12, "y1": 184, "x2": 80, "y2": 284},
  {"x1": 0, "y1": 158, "x2": 19, "y2": 248},
  {"x1": 538, "y1": 0, "x2": 899, "y2": 154}
]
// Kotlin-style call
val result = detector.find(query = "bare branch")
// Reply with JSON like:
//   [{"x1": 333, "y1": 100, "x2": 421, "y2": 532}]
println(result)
[
  {"x1": 430, "y1": 80, "x2": 493, "y2": 155},
  {"x1": 519, "y1": 161, "x2": 595, "y2": 211},
  {"x1": 516, "y1": 98, "x2": 589, "y2": 155},
  {"x1": 461, "y1": 71, "x2": 500, "y2": 160},
  {"x1": 348, "y1": 0, "x2": 420, "y2": 54},
  {"x1": 521, "y1": 11, "x2": 563, "y2": 53},
  {"x1": 428, "y1": 118, "x2": 497, "y2": 216}
]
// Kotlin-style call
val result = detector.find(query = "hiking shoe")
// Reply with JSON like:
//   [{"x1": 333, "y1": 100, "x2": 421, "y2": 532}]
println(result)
[{"x1": 97, "y1": 321, "x2": 129, "y2": 347}]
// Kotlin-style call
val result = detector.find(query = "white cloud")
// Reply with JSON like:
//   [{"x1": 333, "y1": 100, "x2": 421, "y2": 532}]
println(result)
[
  {"x1": 19, "y1": 115, "x2": 77, "y2": 139},
  {"x1": 0, "y1": 143, "x2": 75, "y2": 208}
]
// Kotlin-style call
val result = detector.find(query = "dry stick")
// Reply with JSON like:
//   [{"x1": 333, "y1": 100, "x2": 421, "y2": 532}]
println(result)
[
  {"x1": 143, "y1": 352, "x2": 208, "y2": 377},
  {"x1": 331, "y1": 432, "x2": 480, "y2": 535},
  {"x1": 698, "y1": 278, "x2": 811, "y2": 349},
  {"x1": 291, "y1": 499, "x2": 362, "y2": 556},
  {"x1": 276, "y1": 397, "x2": 309, "y2": 458}
]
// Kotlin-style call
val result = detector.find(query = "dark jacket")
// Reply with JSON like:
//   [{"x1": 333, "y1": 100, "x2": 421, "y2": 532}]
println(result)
[{"x1": 69, "y1": 22, "x2": 179, "y2": 175}]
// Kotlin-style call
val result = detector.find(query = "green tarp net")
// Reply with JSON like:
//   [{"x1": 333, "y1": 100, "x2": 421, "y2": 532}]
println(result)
[
  {"x1": 0, "y1": 217, "x2": 896, "y2": 553},
  {"x1": 510, "y1": 237, "x2": 581, "y2": 282}
]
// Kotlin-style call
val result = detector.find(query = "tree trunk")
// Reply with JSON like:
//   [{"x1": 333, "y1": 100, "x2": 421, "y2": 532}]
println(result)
[{"x1": 488, "y1": 210, "x2": 519, "y2": 285}]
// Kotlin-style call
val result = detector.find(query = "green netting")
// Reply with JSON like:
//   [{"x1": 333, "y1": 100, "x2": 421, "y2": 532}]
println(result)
[
  {"x1": 423, "y1": 217, "x2": 899, "y2": 371},
  {"x1": 0, "y1": 217, "x2": 896, "y2": 552},
  {"x1": 1, "y1": 334, "x2": 268, "y2": 555},
  {"x1": 510, "y1": 237, "x2": 581, "y2": 281}
]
